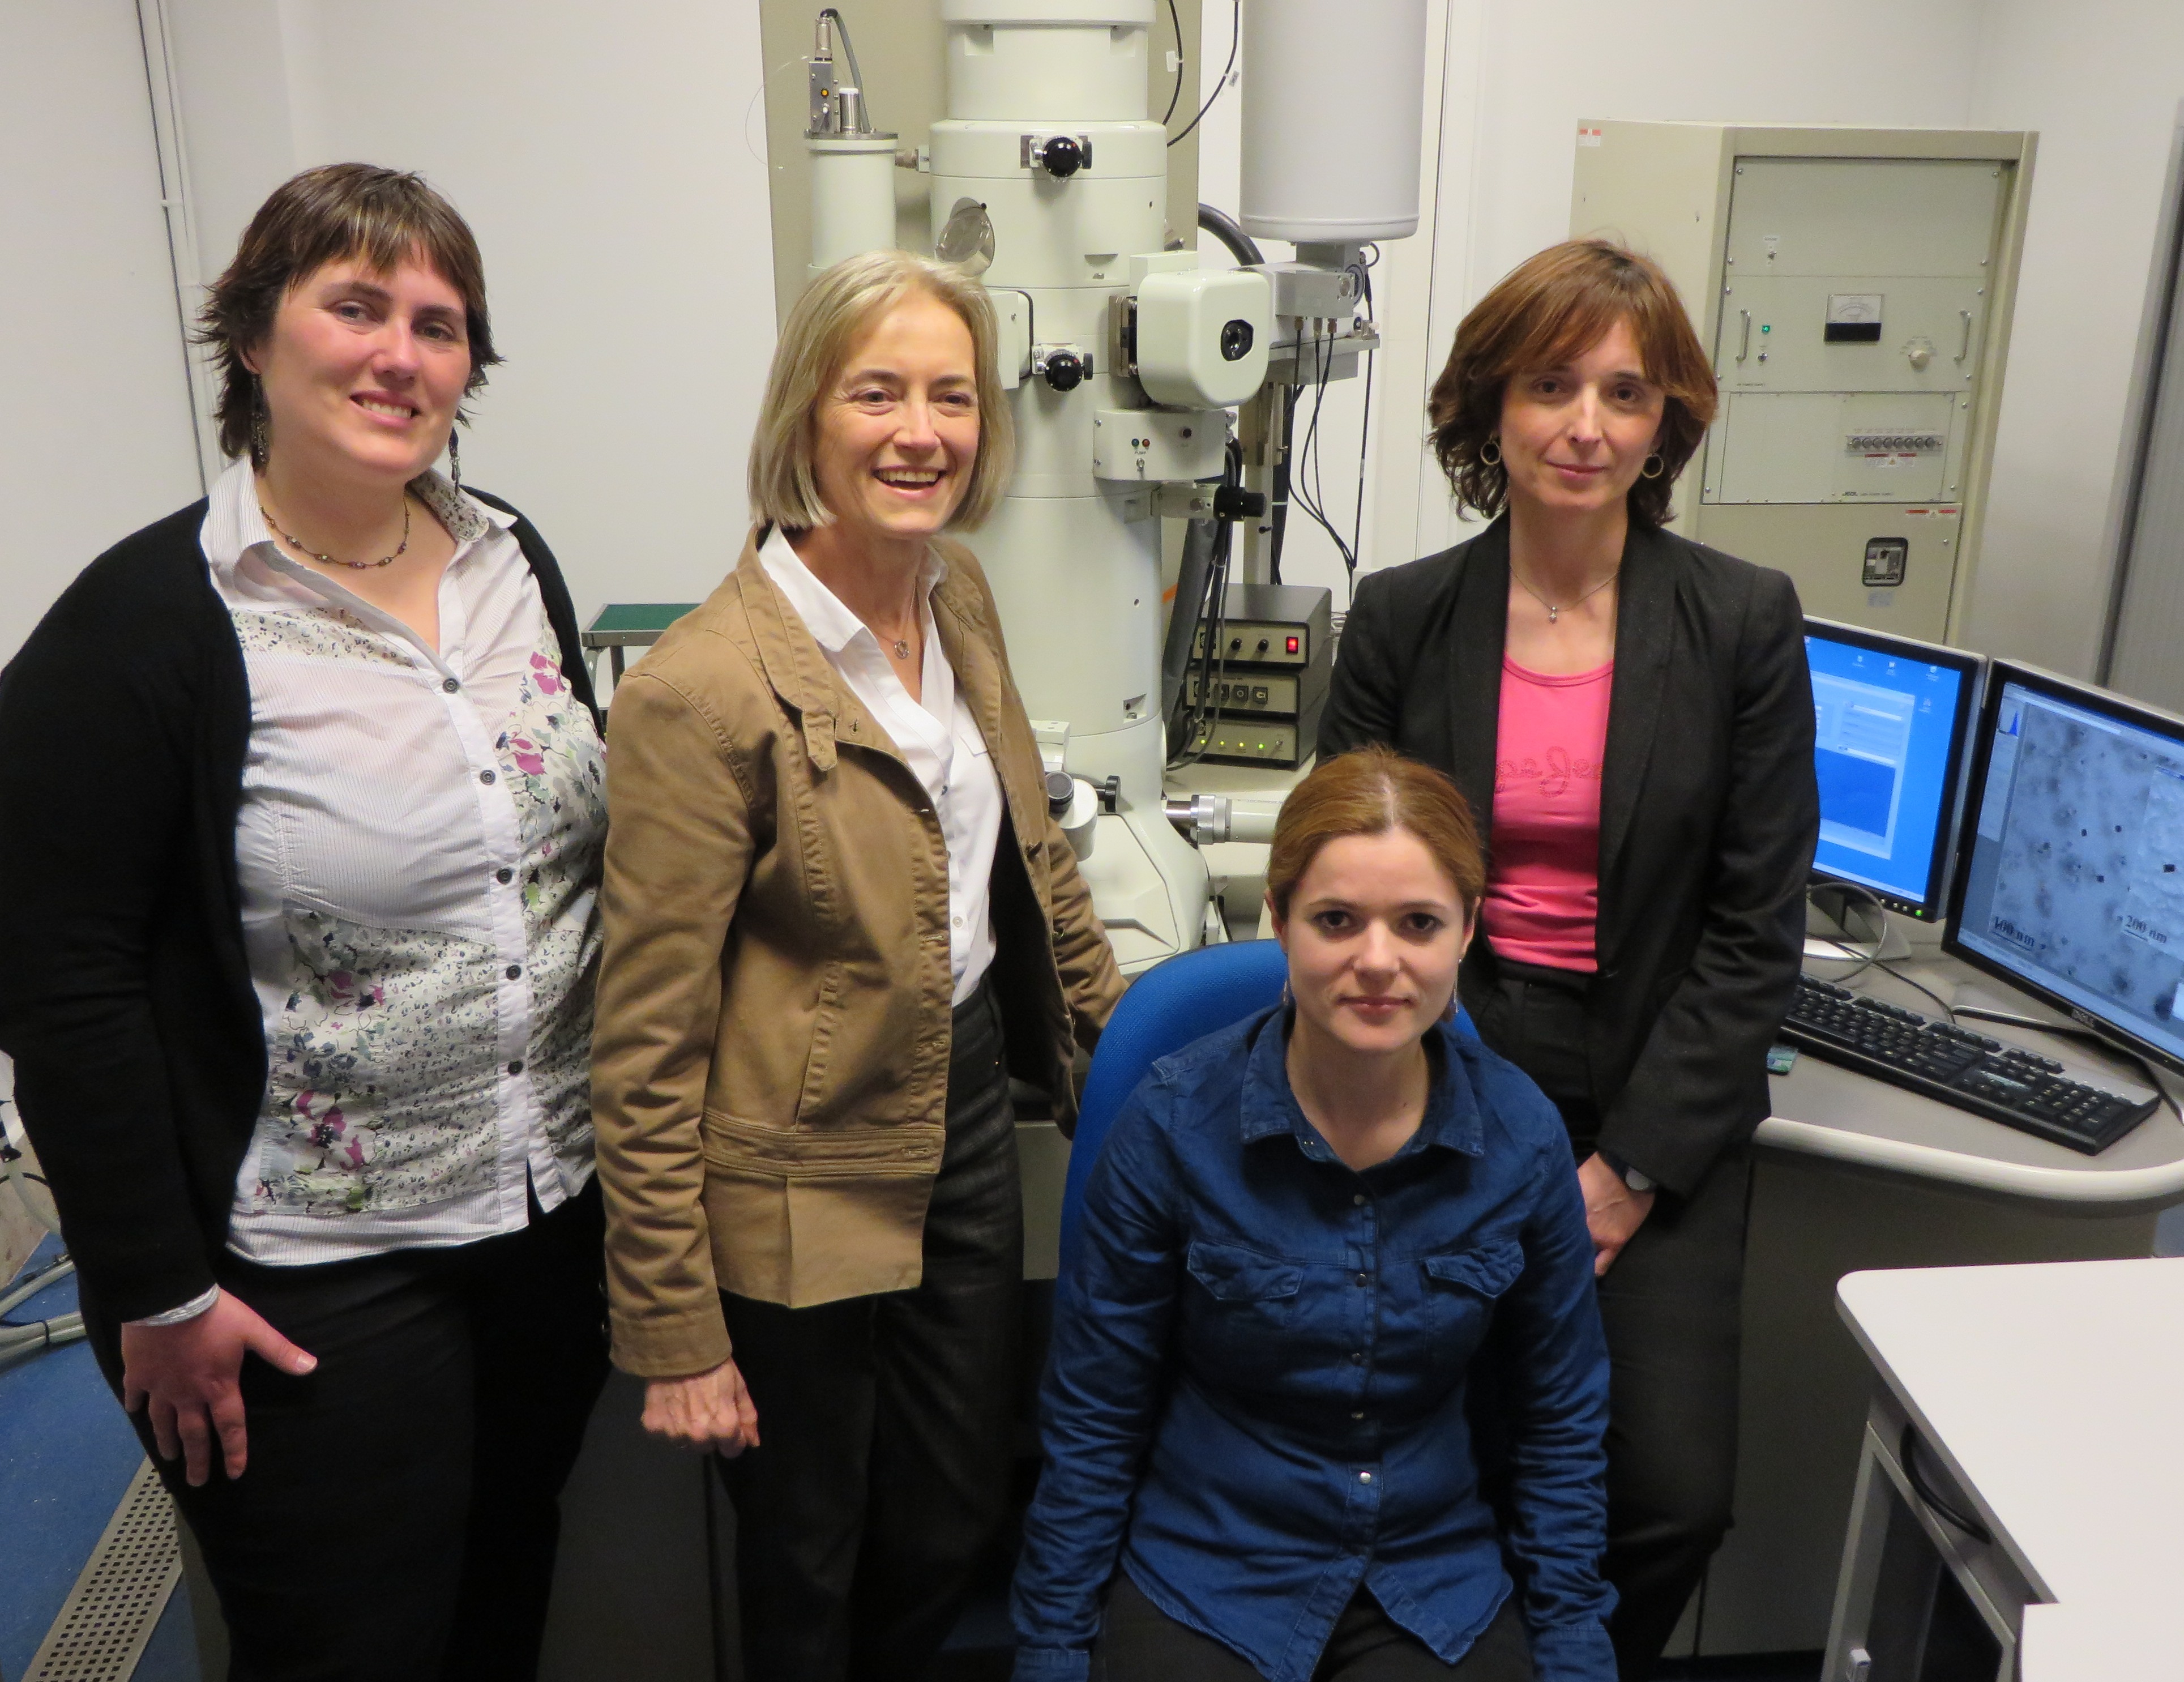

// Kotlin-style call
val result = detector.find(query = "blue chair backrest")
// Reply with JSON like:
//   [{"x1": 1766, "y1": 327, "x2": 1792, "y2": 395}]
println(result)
[
  {"x1": 1058, "y1": 940, "x2": 1289, "y2": 1277},
  {"x1": 1058, "y1": 940, "x2": 1484, "y2": 1278}
]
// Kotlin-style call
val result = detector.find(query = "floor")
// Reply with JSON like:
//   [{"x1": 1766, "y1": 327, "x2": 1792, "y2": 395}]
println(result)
[
  {"x1": 0, "y1": 1236, "x2": 198, "y2": 1682},
  {"x1": 1, "y1": 1238, "x2": 1828, "y2": 1682}
]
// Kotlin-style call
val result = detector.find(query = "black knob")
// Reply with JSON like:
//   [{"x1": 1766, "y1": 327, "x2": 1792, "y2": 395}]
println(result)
[
  {"x1": 1220, "y1": 318, "x2": 1254, "y2": 361},
  {"x1": 1213, "y1": 484, "x2": 1267, "y2": 522},
  {"x1": 1040, "y1": 135, "x2": 1084, "y2": 178},
  {"x1": 1045, "y1": 770, "x2": 1075, "y2": 817},
  {"x1": 1040, "y1": 351, "x2": 1085, "y2": 392}
]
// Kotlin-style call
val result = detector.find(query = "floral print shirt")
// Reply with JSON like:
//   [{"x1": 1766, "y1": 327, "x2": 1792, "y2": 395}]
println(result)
[{"x1": 200, "y1": 459, "x2": 606, "y2": 1264}]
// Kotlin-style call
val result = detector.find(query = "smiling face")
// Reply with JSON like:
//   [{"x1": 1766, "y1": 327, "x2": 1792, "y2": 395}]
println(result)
[
  {"x1": 246, "y1": 251, "x2": 470, "y2": 487},
  {"x1": 810, "y1": 289, "x2": 981, "y2": 547},
  {"x1": 1496, "y1": 316, "x2": 1666, "y2": 522},
  {"x1": 1275, "y1": 827, "x2": 1475, "y2": 1060}
]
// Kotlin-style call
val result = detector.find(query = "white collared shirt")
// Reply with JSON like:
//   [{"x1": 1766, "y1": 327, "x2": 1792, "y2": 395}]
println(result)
[
  {"x1": 200, "y1": 458, "x2": 606, "y2": 1265},
  {"x1": 760, "y1": 526, "x2": 1002, "y2": 1003}
]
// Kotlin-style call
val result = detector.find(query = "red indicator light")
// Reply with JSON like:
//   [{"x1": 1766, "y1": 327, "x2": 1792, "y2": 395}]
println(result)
[{"x1": 1285, "y1": 635, "x2": 1300, "y2": 655}]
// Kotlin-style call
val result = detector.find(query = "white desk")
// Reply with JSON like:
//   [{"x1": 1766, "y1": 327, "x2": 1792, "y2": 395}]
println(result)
[{"x1": 1831, "y1": 1258, "x2": 2184, "y2": 1680}]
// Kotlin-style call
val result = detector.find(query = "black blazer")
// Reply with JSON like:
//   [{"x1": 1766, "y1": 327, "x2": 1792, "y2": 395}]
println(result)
[
  {"x1": 1318, "y1": 516, "x2": 1818, "y2": 1194},
  {"x1": 0, "y1": 492, "x2": 597, "y2": 1322}
]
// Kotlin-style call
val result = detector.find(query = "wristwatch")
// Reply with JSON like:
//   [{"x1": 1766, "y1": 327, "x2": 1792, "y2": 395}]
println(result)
[{"x1": 1596, "y1": 1149, "x2": 1657, "y2": 1195}]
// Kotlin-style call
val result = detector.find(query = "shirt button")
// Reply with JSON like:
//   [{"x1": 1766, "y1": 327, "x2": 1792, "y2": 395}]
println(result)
[
  {"x1": 442, "y1": 677, "x2": 459, "y2": 694},
  {"x1": 1349, "y1": 1351, "x2": 1365, "y2": 1365},
  {"x1": 1351, "y1": 1411, "x2": 1365, "y2": 1421},
  {"x1": 506, "y1": 964, "x2": 522, "y2": 980},
  {"x1": 1352, "y1": 1193, "x2": 1367, "y2": 1207},
  {"x1": 495, "y1": 868, "x2": 514, "y2": 884},
  {"x1": 479, "y1": 770, "x2": 497, "y2": 785},
  {"x1": 1355, "y1": 1272, "x2": 1369, "y2": 1287},
  {"x1": 507, "y1": 1060, "x2": 524, "y2": 1075},
  {"x1": 1358, "y1": 1471, "x2": 1373, "y2": 1484}
]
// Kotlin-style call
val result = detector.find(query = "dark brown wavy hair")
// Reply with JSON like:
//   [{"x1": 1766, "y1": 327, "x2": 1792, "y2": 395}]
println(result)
[
  {"x1": 196, "y1": 163, "x2": 499, "y2": 462},
  {"x1": 1427, "y1": 239, "x2": 1716, "y2": 528}
]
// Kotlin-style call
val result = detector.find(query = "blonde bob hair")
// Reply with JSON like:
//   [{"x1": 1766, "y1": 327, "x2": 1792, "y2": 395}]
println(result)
[{"x1": 748, "y1": 250, "x2": 1015, "y2": 533}]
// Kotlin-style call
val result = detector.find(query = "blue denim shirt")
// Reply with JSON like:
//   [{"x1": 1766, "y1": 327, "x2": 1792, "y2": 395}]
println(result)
[{"x1": 1010, "y1": 1006, "x2": 1615, "y2": 1682}]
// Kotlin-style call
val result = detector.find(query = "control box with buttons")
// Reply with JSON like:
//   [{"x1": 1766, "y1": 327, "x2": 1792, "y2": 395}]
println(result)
[{"x1": 1181, "y1": 582, "x2": 1334, "y2": 768}]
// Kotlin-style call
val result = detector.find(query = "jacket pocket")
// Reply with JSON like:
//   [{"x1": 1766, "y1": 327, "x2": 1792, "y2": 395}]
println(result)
[
  {"x1": 794, "y1": 961, "x2": 848, "y2": 1120},
  {"x1": 1187, "y1": 1238, "x2": 1303, "y2": 1320},
  {"x1": 1421, "y1": 1237, "x2": 1527, "y2": 1356},
  {"x1": 1421, "y1": 1238, "x2": 1527, "y2": 1300}
]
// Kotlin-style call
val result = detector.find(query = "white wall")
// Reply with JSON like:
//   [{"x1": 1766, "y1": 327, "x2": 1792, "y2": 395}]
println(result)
[
  {"x1": 159, "y1": 0, "x2": 776, "y2": 629},
  {"x1": 0, "y1": 1, "x2": 205, "y2": 663},
  {"x1": 1965, "y1": 0, "x2": 2184, "y2": 676}
]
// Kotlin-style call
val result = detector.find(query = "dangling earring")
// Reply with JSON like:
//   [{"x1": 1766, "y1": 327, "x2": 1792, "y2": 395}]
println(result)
[
  {"x1": 1640, "y1": 452, "x2": 1666, "y2": 480},
  {"x1": 1279, "y1": 978, "x2": 1294, "y2": 1011},
  {"x1": 1441, "y1": 993, "x2": 1459, "y2": 1023},
  {"x1": 1478, "y1": 436, "x2": 1502, "y2": 468},
  {"x1": 249, "y1": 385, "x2": 270, "y2": 472},
  {"x1": 447, "y1": 426, "x2": 463, "y2": 489}
]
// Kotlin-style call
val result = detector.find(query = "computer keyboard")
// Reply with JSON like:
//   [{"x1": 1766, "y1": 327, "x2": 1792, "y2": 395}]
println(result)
[{"x1": 1779, "y1": 975, "x2": 2159, "y2": 1155}]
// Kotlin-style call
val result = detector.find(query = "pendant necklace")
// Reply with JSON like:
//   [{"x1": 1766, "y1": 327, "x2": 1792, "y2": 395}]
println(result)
[
  {"x1": 1512, "y1": 561, "x2": 1619, "y2": 624},
  {"x1": 893, "y1": 638, "x2": 911, "y2": 660},
  {"x1": 260, "y1": 497, "x2": 412, "y2": 570}
]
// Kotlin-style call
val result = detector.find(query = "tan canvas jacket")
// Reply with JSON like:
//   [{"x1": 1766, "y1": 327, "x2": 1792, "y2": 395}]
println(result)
[{"x1": 592, "y1": 528, "x2": 1125, "y2": 1379}]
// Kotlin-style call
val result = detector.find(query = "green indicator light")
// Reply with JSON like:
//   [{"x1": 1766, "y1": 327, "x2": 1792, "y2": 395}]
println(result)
[{"x1": 1760, "y1": 324, "x2": 1771, "y2": 333}]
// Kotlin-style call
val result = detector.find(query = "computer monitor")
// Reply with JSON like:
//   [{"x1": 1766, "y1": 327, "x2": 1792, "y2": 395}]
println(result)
[
  {"x1": 1803, "y1": 617, "x2": 1984, "y2": 920},
  {"x1": 1946, "y1": 662, "x2": 2184, "y2": 1077}
]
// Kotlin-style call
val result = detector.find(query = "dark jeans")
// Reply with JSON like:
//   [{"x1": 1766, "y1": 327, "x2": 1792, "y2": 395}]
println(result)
[
  {"x1": 1093, "y1": 1574, "x2": 1534, "y2": 1682},
  {"x1": 717, "y1": 975, "x2": 1022, "y2": 1682},
  {"x1": 81, "y1": 1177, "x2": 610, "y2": 1682},
  {"x1": 1470, "y1": 961, "x2": 1751, "y2": 1680}
]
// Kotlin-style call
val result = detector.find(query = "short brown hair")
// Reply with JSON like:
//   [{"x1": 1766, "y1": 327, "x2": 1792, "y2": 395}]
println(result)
[
  {"x1": 197, "y1": 164, "x2": 499, "y2": 462},
  {"x1": 1267, "y1": 746, "x2": 1486, "y2": 922},
  {"x1": 1427, "y1": 239, "x2": 1716, "y2": 528},
  {"x1": 749, "y1": 250, "x2": 1015, "y2": 533}
]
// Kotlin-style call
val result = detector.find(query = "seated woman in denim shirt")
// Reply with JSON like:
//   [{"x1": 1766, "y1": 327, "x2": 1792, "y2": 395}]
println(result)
[{"x1": 1011, "y1": 745, "x2": 1615, "y2": 1682}]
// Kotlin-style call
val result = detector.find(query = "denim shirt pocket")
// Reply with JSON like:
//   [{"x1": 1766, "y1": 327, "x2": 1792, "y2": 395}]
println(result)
[
  {"x1": 1186, "y1": 1239, "x2": 1305, "y2": 1341},
  {"x1": 1420, "y1": 1237, "x2": 1527, "y2": 1360}
]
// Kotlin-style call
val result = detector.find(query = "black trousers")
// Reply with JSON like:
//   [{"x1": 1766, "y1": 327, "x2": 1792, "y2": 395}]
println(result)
[
  {"x1": 1093, "y1": 1574, "x2": 1534, "y2": 1682},
  {"x1": 1469, "y1": 963, "x2": 1751, "y2": 1681},
  {"x1": 81, "y1": 1178, "x2": 610, "y2": 1682},
  {"x1": 717, "y1": 976, "x2": 1022, "y2": 1682}
]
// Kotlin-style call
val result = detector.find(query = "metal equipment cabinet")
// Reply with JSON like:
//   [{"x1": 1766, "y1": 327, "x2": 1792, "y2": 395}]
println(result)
[{"x1": 1571, "y1": 122, "x2": 2036, "y2": 643}]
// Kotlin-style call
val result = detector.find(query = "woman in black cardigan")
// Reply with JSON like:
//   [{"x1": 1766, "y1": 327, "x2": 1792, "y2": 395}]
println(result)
[
  {"x1": 0, "y1": 165, "x2": 607, "y2": 1681},
  {"x1": 1318, "y1": 240, "x2": 1818, "y2": 1677}
]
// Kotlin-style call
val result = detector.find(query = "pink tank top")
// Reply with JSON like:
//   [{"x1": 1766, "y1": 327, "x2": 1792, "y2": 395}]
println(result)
[{"x1": 1482, "y1": 657, "x2": 1612, "y2": 972}]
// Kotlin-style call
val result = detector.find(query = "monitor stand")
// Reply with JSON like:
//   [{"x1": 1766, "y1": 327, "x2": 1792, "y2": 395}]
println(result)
[{"x1": 1803, "y1": 885, "x2": 1914, "y2": 963}]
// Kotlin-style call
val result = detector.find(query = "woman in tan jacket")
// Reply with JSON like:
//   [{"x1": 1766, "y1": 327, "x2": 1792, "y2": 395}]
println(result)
[{"x1": 591, "y1": 248, "x2": 1123, "y2": 1681}]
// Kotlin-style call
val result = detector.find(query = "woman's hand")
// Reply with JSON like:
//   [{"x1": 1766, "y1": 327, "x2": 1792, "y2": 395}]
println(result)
[
  {"x1": 120, "y1": 1291, "x2": 318, "y2": 1487},
  {"x1": 1575, "y1": 1153, "x2": 1656, "y2": 1277},
  {"x1": 642, "y1": 1360, "x2": 760, "y2": 1458}
]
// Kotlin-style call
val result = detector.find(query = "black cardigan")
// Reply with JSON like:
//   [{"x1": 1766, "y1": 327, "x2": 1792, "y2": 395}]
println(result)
[
  {"x1": 0, "y1": 492, "x2": 599, "y2": 1321},
  {"x1": 1318, "y1": 515, "x2": 1819, "y2": 1196}
]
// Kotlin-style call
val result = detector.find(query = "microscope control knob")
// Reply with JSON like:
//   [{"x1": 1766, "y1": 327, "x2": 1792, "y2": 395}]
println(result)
[
  {"x1": 1044, "y1": 771, "x2": 1076, "y2": 818},
  {"x1": 1040, "y1": 350, "x2": 1085, "y2": 392},
  {"x1": 1039, "y1": 135, "x2": 1085, "y2": 178}
]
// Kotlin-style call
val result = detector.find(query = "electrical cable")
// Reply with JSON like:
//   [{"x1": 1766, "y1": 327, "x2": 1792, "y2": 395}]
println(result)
[
  {"x1": 1802, "y1": 881, "x2": 1890, "y2": 986},
  {"x1": 1871, "y1": 960, "x2": 1958, "y2": 1024},
  {"x1": 1288, "y1": 321, "x2": 1358, "y2": 578},
  {"x1": 1166, "y1": 441, "x2": 1245, "y2": 769},
  {"x1": 1161, "y1": 0, "x2": 1186, "y2": 128},
  {"x1": 1900, "y1": 1423, "x2": 1993, "y2": 1546},
  {"x1": 1347, "y1": 249, "x2": 1379, "y2": 600},
  {"x1": 1169, "y1": 0, "x2": 1238, "y2": 148}
]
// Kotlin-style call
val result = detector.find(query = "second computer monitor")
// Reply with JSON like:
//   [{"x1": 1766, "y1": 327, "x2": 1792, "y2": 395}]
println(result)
[{"x1": 1803, "y1": 617, "x2": 1984, "y2": 920}]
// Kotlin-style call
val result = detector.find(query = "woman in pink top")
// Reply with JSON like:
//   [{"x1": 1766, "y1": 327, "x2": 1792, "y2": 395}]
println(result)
[{"x1": 1318, "y1": 241, "x2": 1819, "y2": 1679}]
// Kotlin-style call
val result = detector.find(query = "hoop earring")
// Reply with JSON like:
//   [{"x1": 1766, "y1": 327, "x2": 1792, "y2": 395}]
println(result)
[
  {"x1": 447, "y1": 427, "x2": 463, "y2": 489},
  {"x1": 1641, "y1": 452, "x2": 1666, "y2": 480},
  {"x1": 1478, "y1": 437, "x2": 1502, "y2": 468},
  {"x1": 249, "y1": 387, "x2": 270, "y2": 472}
]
